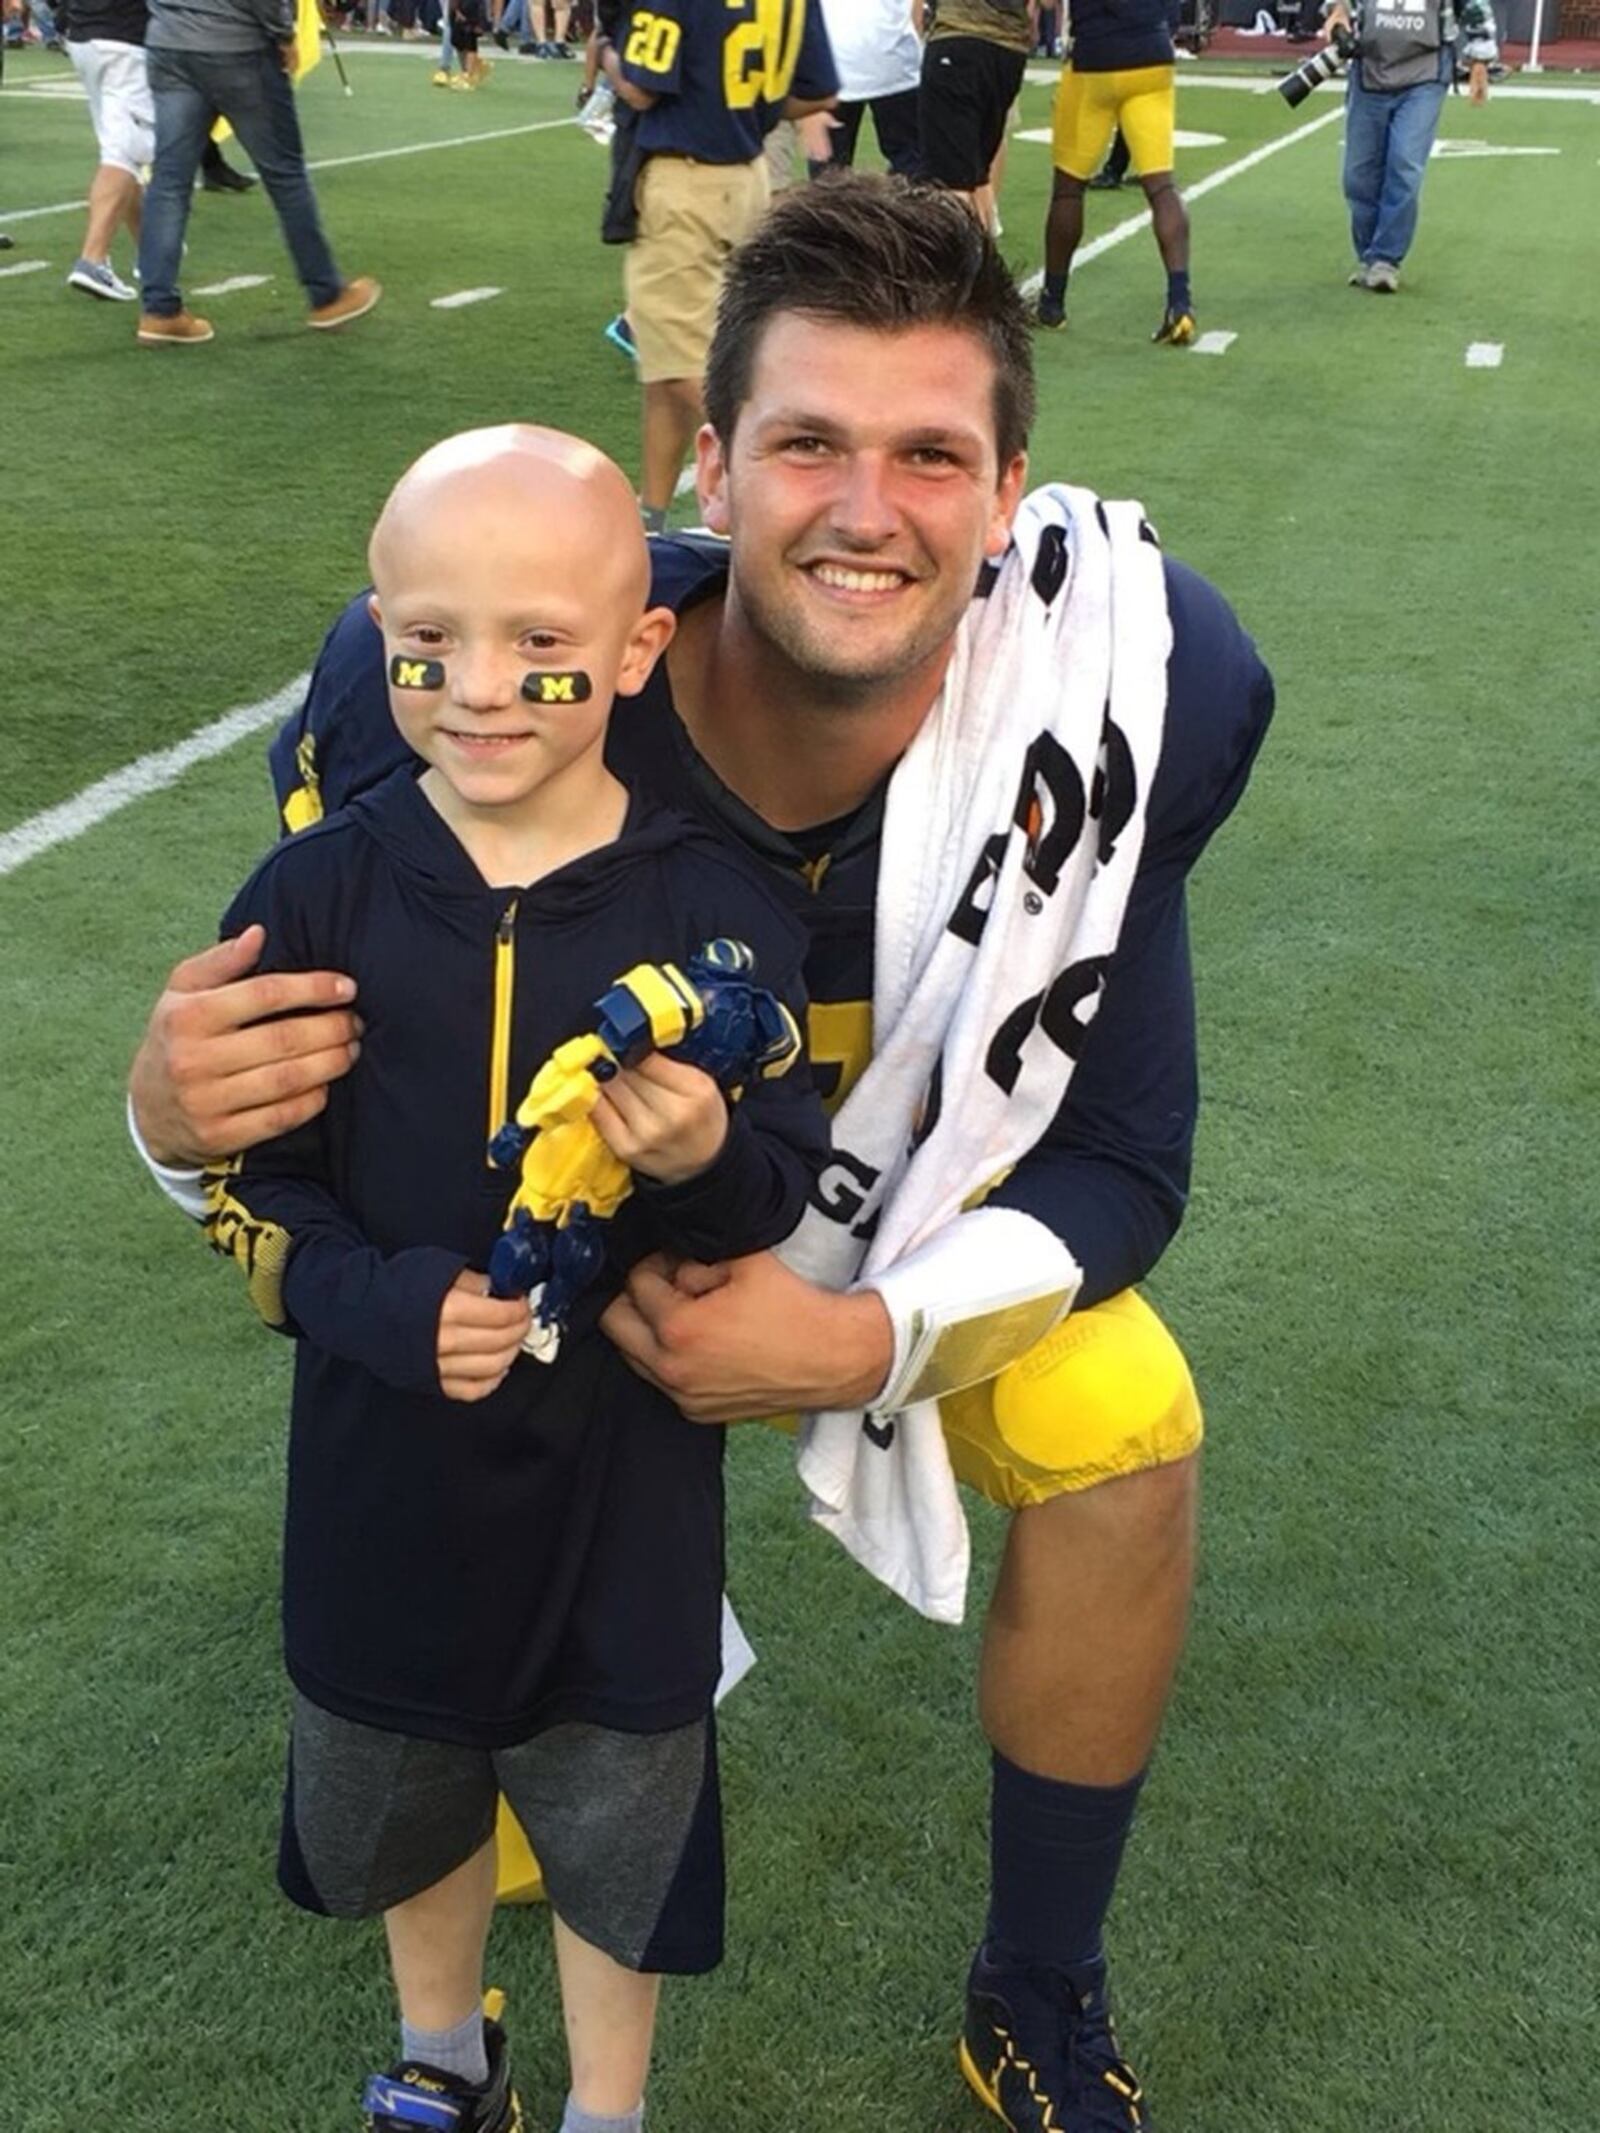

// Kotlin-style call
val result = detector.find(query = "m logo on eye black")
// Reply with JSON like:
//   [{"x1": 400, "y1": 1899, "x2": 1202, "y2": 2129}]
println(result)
[
  {"x1": 390, "y1": 656, "x2": 445, "y2": 690},
  {"x1": 521, "y1": 671, "x2": 593, "y2": 705}
]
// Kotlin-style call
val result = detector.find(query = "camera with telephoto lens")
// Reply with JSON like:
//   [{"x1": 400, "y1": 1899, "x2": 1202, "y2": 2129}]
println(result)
[{"x1": 1277, "y1": 21, "x2": 1357, "y2": 106}]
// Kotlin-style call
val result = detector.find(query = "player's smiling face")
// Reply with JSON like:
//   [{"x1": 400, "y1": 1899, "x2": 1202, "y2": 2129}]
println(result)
[{"x1": 697, "y1": 314, "x2": 1027, "y2": 697}]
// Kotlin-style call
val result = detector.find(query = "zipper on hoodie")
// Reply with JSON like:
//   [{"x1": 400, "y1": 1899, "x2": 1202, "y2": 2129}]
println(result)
[{"x1": 488, "y1": 898, "x2": 518, "y2": 1161}]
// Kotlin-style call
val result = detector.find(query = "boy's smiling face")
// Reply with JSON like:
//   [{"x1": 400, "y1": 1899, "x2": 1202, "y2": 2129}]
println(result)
[{"x1": 368, "y1": 427, "x2": 674, "y2": 833}]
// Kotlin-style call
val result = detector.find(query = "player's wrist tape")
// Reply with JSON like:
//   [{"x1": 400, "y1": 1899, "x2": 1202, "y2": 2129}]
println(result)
[
  {"x1": 861, "y1": 1207, "x2": 1082, "y2": 1413},
  {"x1": 126, "y1": 1094, "x2": 210, "y2": 1221}
]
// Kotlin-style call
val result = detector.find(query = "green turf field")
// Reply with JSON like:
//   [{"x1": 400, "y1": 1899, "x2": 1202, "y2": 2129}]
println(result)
[{"x1": 2, "y1": 42, "x2": 1598, "y2": 2133}]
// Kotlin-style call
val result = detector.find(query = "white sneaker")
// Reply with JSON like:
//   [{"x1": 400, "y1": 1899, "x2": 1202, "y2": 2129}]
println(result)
[{"x1": 68, "y1": 256, "x2": 139, "y2": 302}]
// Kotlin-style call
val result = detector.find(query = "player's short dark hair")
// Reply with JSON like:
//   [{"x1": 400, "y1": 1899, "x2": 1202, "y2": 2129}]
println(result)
[{"x1": 703, "y1": 173, "x2": 1036, "y2": 466}]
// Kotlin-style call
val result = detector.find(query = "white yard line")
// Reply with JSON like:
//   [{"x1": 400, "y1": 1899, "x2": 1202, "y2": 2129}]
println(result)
[
  {"x1": 1018, "y1": 102, "x2": 1342, "y2": 293},
  {"x1": 0, "y1": 256, "x2": 51, "y2": 276},
  {"x1": 192, "y1": 272, "x2": 273, "y2": 295},
  {"x1": 308, "y1": 108, "x2": 575, "y2": 173},
  {"x1": 0, "y1": 196, "x2": 87, "y2": 224},
  {"x1": 431, "y1": 284, "x2": 503, "y2": 308},
  {"x1": 0, "y1": 675, "x2": 308, "y2": 881},
  {"x1": 1465, "y1": 341, "x2": 1504, "y2": 366},
  {"x1": 1431, "y1": 140, "x2": 1561, "y2": 156},
  {"x1": 0, "y1": 110, "x2": 577, "y2": 228}
]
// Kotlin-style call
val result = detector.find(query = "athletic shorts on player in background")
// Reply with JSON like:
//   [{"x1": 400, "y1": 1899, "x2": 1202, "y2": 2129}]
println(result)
[
  {"x1": 624, "y1": 152, "x2": 770, "y2": 384},
  {"x1": 1050, "y1": 62, "x2": 1177, "y2": 180},
  {"x1": 66, "y1": 37, "x2": 155, "y2": 174},
  {"x1": 917, "y1": 35, "x2": 1028, "y2": 190},
  {"x1": 279, "y1": 1695, "x2": 725, "y2": 1973}
]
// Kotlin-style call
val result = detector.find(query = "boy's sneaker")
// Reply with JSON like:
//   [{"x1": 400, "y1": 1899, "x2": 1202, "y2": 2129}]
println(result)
[
  {"x1": 308, "y1": 274, "x2": 382, "y2": 330},
  {"x1": 136, "y1": 308, "x2": 214, "y2": 344},
  {"x1": 1366, "y1": 258, "x2": 1399, "y2": 292},
  {"x1": 1035, "y1": 292, "x2": 1066, "y2": 332},
  {"x1": 363, "y1": 2016, "x2": 522, "y2": 2131},
  {"x1": 959, "y1": 1946, "x2": 1150, "y2": 2131},
  {"x1": 603, "y1": 310, "x2": 638, "y2": 362},
  {"x1": 1151, "y1": 306, "x2": 1195, "y2": 345},
  {"x1": 69, "y1": 255, "x2": 138, "y2": 301}
]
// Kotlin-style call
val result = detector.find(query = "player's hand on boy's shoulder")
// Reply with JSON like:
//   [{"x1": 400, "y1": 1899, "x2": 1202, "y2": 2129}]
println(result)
[
  {"x1": 590, "y1": 1054, "x2": 729, "y2": 1187},
  {"x1": 436, "y1": 1269, "x2": 530, "y2": 1403},
  {"x1": 130, "y1": 926, "x2": 362, "y2": 1167}
]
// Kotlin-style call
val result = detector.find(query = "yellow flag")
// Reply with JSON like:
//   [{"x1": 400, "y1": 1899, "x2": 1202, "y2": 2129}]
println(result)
[
  {"x1": 211, "y1": 0, "x2": 322, "y2": 141},
  {"x1": 293, "y1": 0, "x2": 324, "y2": 84}
]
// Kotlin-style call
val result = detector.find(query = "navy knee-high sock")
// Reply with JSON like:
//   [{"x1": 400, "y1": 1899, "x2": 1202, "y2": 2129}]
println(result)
[{"x1": 985, "y1": 1750, "x2": 1147, "y2": 1980}]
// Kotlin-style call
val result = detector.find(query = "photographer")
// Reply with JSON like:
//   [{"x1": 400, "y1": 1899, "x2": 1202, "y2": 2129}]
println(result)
[{"x1": 1319, "y1": 0, "x2": 1496, "y2": 291}]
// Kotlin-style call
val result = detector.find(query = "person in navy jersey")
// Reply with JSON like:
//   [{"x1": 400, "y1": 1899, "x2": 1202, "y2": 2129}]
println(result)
[
  {"x1": 591, "y1": 0, "x2": 836, "y2": 530},
  {"x1": 133, "y1": 175, "x2": 1274, "y2": 2133},
  {"x1": 1037, "y1": 0, "x2": 1197, "y2": 343}
]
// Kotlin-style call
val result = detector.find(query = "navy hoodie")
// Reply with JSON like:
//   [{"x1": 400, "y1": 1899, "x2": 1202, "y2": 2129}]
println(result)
[{"x1": 207, "y1": 767, "x2": 828, "y2": 1747}]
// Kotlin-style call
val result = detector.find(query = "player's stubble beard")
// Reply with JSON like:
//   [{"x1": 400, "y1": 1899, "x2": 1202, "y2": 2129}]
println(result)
[{"x1": 725, "y1": 550, "x2": 971, "y2": 718}]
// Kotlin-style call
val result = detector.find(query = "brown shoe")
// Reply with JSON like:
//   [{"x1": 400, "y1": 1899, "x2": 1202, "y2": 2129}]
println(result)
[
  {"x1": 307, "y1": 275, "x2": 382, "y2": 331},
  {"x1": 136, "y1": 309, "x2": 215, "y2": 346}
]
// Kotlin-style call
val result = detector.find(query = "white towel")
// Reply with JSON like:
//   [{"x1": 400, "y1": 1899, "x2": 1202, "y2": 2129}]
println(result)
[{"x1": 781, "y1": 484, "x2": 1172, "y2": 1623}]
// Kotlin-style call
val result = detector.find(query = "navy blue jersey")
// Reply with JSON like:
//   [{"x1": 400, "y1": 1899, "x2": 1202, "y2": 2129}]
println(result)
[
  {"x1": 210, "y1": 771, "x2": 827, "y2": 1747},
  {"x1": 620, "y1": 0, "x2": 838, "y2": 162},
  {"x1": 1066, "y1": 0, "x2": 1176, "y2": 71},
  {"x1": 271, "y1": 519, "x2": 1273, "y2": 1311}
]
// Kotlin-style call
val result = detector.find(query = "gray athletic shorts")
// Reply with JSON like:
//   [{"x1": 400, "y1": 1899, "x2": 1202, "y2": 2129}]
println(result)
[{"x1": 278, "y1": 1694, "x2": 724, "y2": 1973}]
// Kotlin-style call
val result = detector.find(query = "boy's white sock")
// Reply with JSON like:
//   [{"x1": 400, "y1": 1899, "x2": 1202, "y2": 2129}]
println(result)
[
  {"x1": 400, "y1": 2007, "x2": 490, "y2": 2087},
  {"x1": 558, "y1": 2099, "x2": 643, "y2": 2133}
]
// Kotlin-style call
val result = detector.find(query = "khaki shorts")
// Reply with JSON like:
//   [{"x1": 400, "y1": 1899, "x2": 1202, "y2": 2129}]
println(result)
[
  {"x1": 624, "y1": 152, "x2": 770, "y2": 384},
  {"x1": 1051, "y1": 62, "x2": 1177, "y2": 181},
  {"x1": 67, "y1": 36, "x2": 155, "y2": 176}
]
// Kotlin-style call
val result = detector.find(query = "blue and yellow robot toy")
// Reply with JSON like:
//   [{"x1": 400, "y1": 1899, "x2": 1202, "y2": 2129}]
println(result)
[{"x1": 487, "y1": 938, "x2": 801, "y2": 1358}]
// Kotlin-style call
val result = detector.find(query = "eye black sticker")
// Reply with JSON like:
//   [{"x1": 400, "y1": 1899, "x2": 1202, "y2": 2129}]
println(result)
[
  {"x1": 389, "y1": 655, "x2": 446, "y2": 690},
  {"x1": 521, "y1": 671, "x2": 593, "y2": 705}
]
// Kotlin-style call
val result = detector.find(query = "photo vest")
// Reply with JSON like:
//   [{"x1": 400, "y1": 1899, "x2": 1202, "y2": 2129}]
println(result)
[{"x1": 1360, "y1": 0, "x2": 1448, "y2": 91}]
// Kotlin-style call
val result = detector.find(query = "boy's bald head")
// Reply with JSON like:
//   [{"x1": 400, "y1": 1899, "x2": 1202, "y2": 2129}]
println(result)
[{"x1": 369, "y1": 425, "x2": 649, "y2": 611}]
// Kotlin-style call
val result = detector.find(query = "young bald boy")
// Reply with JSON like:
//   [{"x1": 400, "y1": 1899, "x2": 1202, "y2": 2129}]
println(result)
[{"x1": 201, "y1": 427, "x2": 827, "y2": 2133}]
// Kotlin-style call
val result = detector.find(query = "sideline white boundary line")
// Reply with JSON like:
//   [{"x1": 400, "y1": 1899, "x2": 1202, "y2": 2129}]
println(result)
[
  {"x1": 0, "y1": 674, "x2": 308, "y2": 881},
  {"x1": 1018, "y1": 102, "x2": 1342, "y2": 293},
  {"x1": 0, "y1": 110, "x2": 577, "y2": 227}
]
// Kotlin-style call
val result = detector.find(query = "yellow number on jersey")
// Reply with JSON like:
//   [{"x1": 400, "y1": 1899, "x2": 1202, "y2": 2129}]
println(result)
[
  {"x1": 723, "y1": 0, "x2": 805, "y2": 109},
  {"x1": 806, "y1": 999, "x2": 872, "y2": 1114},
  {"x1": 624, "y1": 8, "x2": 681, "y2": 72}
]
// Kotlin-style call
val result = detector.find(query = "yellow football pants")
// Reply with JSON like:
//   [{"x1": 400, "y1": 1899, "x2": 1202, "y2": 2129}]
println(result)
[{"x1": 1051, "y1": 62, "x2": 1178, "y2": 181}]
